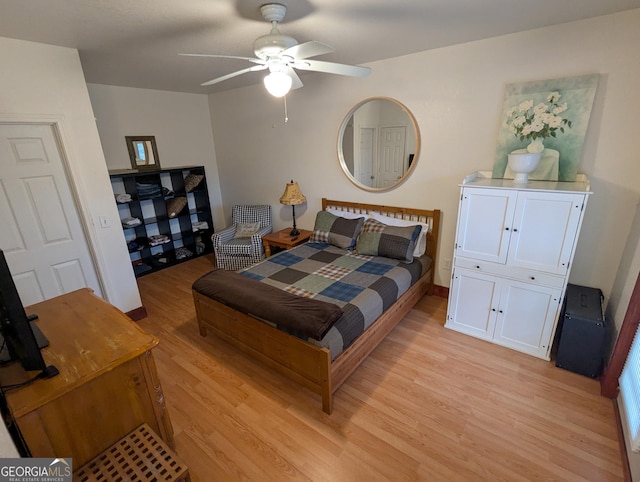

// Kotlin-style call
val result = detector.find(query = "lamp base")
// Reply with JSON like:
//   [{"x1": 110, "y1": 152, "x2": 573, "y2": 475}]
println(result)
[{"x1": 289, "y1": 227, "x2": 300, "y2": 236}]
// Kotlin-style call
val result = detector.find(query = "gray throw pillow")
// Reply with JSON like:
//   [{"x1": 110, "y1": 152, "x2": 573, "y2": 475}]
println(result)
[
  {"x1": 356, "y1": 218, "x2": 421, "y2": 262},
  {"x1": 309, "y1": 211, "x2": 364, "y2": 249}
]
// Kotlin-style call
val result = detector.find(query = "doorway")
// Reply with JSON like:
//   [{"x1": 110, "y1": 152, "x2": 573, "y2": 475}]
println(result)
[{"x1": 0, "y1": 123, "x2": 102, "y2": 306}]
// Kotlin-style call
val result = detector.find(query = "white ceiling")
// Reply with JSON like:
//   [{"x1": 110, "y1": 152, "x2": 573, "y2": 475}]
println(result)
[{"x1": 1, "y1": 0, "x2": 639, "y2": 94}]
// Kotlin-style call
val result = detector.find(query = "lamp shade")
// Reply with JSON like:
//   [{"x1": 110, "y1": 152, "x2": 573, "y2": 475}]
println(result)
[
  {"x1": 264, "y1": 71, "x2": 292, "y2": 97},
  {"x1": 279, "y1": 180, "x2": 306, "y2": 206}
]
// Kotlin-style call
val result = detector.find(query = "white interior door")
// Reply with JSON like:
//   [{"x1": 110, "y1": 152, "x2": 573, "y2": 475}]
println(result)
[
  {"x1": 0, "y1": 123, "x2": 101, "y2": 306},
  {"x1": 355, "y1": 126, "x2": 375, "y2": 187},
  {"x1": 378, "y1": 126, "x2": 406, "y2": 187}
]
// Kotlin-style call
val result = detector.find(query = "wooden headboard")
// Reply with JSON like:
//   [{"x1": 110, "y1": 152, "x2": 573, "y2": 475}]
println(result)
[{"x1": 321, "y1": 198, "x2": 441, "y2": 265}]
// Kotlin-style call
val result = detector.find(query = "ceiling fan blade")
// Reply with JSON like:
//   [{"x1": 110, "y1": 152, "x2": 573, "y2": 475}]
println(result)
[
  {"x1": 293, "y1": 60, "x2": 371, "y2": 78},
  {"x1": 179, "y1": 53, "x2": 266, "y2": 66},
  {"x1": 281, "y1": 41, "x2": 335, "y2": 61},
  {"x1": 200, "y1": 64, "x2": 267, "y2": 87},
  {"x1": 285, "y1": 67, "x2": 304, "y2": 90}
]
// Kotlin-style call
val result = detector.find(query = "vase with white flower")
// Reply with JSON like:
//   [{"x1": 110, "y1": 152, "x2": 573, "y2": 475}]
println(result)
[{"x1": 504, "y1": 91, "x2": 572, "y2": 183}]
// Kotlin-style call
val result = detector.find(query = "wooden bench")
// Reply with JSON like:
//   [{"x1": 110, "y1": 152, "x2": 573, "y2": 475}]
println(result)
[{"x1": 74, "y1": 424, "x2": 190, "y2": 482}]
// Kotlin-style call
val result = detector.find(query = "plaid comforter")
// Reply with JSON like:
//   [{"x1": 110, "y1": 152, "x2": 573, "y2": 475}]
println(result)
[{"x1": 239, "y1": 242, "x2": 430, "y2": 360}]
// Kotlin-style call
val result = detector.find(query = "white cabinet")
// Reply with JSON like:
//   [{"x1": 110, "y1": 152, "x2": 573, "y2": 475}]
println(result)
[{"x1": 446, "y1": 172, "x2": 591, "y2": 359}]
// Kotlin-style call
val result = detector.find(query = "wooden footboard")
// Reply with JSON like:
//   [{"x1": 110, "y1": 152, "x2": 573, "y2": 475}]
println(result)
[
  {"x1": 194, "y1": 265, "x2": 432, "y2": 414},
  {"x1": 193, "y1": 289, "x2": 332, "y2": 409}
]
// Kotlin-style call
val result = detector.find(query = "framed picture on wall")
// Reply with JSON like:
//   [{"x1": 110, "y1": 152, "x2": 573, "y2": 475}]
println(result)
[
  {"x1": 492, "y1": 74, "x2": 599, "y2": 182},
  {"x1": 126, "y1": 136, "x2": 160, "y2": 171}
]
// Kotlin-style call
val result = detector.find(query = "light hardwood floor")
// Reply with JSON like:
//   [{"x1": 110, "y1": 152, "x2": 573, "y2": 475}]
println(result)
[{"x1": 136, "y1": 255, "x2": 624, "y2": 481}]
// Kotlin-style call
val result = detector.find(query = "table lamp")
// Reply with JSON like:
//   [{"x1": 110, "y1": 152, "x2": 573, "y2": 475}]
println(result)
[{"x1": 279, "y1": 180, "x2": 306, "y2": 236}]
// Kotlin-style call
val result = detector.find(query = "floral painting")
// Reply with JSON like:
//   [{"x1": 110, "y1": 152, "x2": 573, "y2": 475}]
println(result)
[{"x1": 492, "y1": 74, "x2": 599, "y2": 181}]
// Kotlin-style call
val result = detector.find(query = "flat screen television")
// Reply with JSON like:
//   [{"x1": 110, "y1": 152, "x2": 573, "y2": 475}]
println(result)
[{"x1": 0, "y1": 249, "x2": 58, "y2": 379}]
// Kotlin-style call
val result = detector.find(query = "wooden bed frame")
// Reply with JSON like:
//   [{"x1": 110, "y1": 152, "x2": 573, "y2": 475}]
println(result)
[{"x1": 192, "y1": 199, "x2": 441, "y2": 414}]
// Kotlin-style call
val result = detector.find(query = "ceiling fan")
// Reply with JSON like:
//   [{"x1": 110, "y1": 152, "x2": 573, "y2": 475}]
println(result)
[{"x1": 180, "y1": 3, "x2": 371, "y2": 97}]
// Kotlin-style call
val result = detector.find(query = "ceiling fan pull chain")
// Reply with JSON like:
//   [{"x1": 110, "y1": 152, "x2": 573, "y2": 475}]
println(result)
[{"x1": 283, "y1": 95, "x2": 289, "y2": 123}]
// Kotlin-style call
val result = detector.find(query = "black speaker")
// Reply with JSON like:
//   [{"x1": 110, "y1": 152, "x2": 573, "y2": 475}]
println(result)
[{"x1": 555, "y1": 284, "x2": 609, "y2": 378}]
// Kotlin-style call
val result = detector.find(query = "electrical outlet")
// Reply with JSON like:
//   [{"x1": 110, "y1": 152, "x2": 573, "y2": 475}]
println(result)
[
  {"x1": 443, "y1": 258, "x2": 452, "y2": 270},
  {"x1": 99, "y1": 216, "x2": 111, "y2": 228}
]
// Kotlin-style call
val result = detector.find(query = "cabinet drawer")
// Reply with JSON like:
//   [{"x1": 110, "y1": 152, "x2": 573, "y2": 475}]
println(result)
[{"x1": 454, "y1": 257, "x2": 565, "y2": 289}]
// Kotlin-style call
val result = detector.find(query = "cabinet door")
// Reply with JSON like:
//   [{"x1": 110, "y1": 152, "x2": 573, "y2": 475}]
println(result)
[
  {"x1": 455, "y1": 188, "x2": 516, "y2": 264},
  {"x1": 446, "y1": 268, "x2": 499, "y2": 340},
  {"x1": 492, "y1": 279, "x2": 562, "y2": 359},
  {"x1": 508, "y1": 191, "x2": 585, "y2": 275}
]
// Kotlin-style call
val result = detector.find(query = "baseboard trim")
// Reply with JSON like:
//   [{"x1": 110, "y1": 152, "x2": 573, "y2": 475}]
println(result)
[
  {"x1": 433, "y1": 284, "x2": 449, "y2": 299},
  {"x1": 613, "y1": 399, "x2": 632, "y2": 482},
  {"x1": 126, "y1": 305, "x2": 148, "y2": 321}
]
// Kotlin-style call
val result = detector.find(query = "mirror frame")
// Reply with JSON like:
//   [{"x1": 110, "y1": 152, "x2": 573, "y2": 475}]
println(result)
[
  {"x1": 337, "y1": 97, "x2": 420, "y2": 192},
  {"x1": 126, "y1": 136, "x2": 160, "y2": 171}
]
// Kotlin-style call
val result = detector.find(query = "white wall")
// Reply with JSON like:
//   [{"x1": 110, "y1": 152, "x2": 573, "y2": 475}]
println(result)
[
  {"x1": 87, "y1": 84, "x2": 224, "y2": 229},
  {"x1": 208, "y1": 10, "x2": 640, "y2": 296},
  {"x1": 0, "y1": 37, "x2": 140, "y2": 313}
]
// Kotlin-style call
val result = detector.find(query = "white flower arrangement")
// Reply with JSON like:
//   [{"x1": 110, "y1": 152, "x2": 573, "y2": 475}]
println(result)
[{"x1": 505, "y1": 91, "x2": 572, "y2": 153}]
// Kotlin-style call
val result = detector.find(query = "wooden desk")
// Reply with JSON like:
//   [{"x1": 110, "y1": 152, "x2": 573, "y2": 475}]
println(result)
[
  {"x1": 0, "y1": 289, "x2": 174, "y2": 467},
  {"x1": 262, "y1": 228, "x2": 312, "y2": 256}
]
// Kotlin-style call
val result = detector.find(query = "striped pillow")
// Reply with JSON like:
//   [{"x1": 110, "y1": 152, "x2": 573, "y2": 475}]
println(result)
[
  {"x1": 355, "y1": 218, "x2": 421, "y2": 262},
  {"x1": 310, "y1": 211, "x2": 365, "y2": 249}
]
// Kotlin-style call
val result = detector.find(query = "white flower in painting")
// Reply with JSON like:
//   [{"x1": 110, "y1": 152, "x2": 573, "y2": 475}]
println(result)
[
  {"x1": 547, "y1": 115, "x2": 563, "y2": 128},
  {"x1": 504, "y1": 91, "x2": 572, "y2": 145},
  {"x1": 552, "y1": 102, "x2": 568, "y2": 115},
  {"x1": 533, "y1": 103, "x2": 548, "y2": 115},
  {"x1": 518, "y1": 99, "x2": 533, "y2": 112},
  {"x1": 547, "y1": 91, "x2": 561, "y2": 103}
]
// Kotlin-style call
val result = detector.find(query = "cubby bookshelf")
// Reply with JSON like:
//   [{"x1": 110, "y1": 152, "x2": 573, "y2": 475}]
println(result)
[{"x1": 109, "y1": 166, "x2": 214, "y2": 276}]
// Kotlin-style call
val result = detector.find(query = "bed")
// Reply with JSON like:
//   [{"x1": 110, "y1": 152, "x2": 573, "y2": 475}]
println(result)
[{"x1": 192, "y1": 198, "x2": 441, "y2": 414}]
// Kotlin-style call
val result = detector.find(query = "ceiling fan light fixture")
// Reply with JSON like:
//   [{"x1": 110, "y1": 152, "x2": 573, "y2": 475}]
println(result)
[{"x1": 264, "y1": 70, "x2": 292, "y2": 97}]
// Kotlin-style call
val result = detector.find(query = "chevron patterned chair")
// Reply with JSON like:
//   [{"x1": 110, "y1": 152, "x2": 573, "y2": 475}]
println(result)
[{"x1": 212, "y1": 204, "x2": 272, "y2": 270}]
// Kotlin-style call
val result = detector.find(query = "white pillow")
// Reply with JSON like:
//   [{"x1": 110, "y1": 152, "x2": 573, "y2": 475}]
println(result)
[
  {"x1": 234, "y1": 221, "x2": 261, "y2": 238},
  {"x1": 370, "y1": 212, "x2": 429, "y2": 257},
  {"x1": 326, "y1": 207, "x2": 370, "y2": 221}
]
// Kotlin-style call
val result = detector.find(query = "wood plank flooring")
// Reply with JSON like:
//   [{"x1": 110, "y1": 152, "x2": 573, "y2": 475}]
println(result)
[{"x1": 136, "y1": 255, "x2": 624, "y2": 481}]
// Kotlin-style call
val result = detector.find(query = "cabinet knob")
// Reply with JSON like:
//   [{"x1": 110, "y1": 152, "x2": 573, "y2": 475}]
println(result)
[
  {"x1": 530, "y1": 276, "x2": 535, "y2": 280},
  {"x1": 491, "y1": 308, "x2": 496, "y2": 312},
  {"x1": 505, "y1": 227, "x2": 510, "y2": 231},
  {"x1": 475, "y1": 265, "x2": 480, "y2": 269},
  {"x1": 512, "y1": 228, "x2": 518, "y2": 232},
  {"x1": 499, "y1": 310, "x2": 503, "y2": 313}
]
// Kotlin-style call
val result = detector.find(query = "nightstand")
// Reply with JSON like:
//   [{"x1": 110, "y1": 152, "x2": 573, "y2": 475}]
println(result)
[{"x1": 262, "y1": 228, "x2": 312, "y2": 256}]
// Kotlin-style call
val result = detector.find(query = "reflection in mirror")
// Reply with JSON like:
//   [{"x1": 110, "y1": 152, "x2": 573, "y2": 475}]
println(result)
[
  {"x1": 338, "y1": 97, "x2": 420, "y2": 192},
  {"x1": 126, "y1": 136, "x2": 160, "y2": 171}
]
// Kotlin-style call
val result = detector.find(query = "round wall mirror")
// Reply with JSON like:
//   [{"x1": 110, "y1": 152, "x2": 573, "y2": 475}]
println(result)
[{"x1": 337, "y1": 97, "x2": 420, "y2": 192}]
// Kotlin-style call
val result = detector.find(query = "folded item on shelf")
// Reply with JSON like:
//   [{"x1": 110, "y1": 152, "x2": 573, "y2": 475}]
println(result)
[
  {"x1": 133, "y1": 263, "x2": 153, "y2": 276},
  {"x1": 136, "y1": 182, "x2": 162, "y2": 198},
  {"x1": 148, "y1": 234, "x2": 171, "y2": 246},
  {"x1": 175, "y1": 247, "x2": 193, "y2": 260},
  {"x1": 116, "y1": 193, "x2": 132, "y2": 203},
  {"x1": 162, "y1": 187, "x2": 174, "y2": 197},
  {"x1": 122, "y1": 216, "x2": 142, "y2": 227},
  {"x1": 192, "y1": 221, "x2": 209, "y2": 231},
  {"x1": 127, "y1": 237, "x2": 148, "y2": 252}
]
